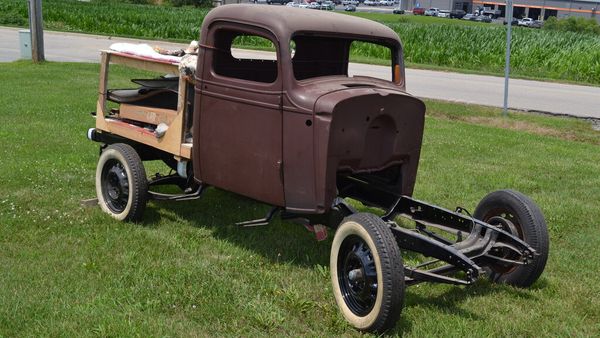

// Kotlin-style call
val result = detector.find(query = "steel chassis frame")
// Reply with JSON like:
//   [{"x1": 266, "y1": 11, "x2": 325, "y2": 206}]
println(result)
[
  {"x1": 231, "y1": 192, "x2": 537, "y2": 286},
  {"x1": 380, "y1": 196, "x2": 536, "y2": 285},
  {"x1": 91, "y1": 133, "x2": 537, "y2": 286}
]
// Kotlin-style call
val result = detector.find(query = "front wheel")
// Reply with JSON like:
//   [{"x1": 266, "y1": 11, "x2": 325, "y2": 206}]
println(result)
[
  {"x1": 330, "y1": 213, "x2": 404, "y2": 333},
  {"x1": 96, "y1": 143, "x2": 148, "y2": 222},
  {"x1": 474, "y1": 189, "x2": 549, "y2": 287}
]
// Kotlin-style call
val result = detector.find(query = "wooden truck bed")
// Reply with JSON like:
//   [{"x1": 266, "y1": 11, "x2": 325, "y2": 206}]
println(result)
[{"x1": 95, "y1": 50, "x2": 192, "y2": 160}]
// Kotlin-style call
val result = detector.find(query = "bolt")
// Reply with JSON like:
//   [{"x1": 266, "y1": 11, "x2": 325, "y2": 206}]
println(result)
[{"x1": 348, "y1": 269, "x2": 363, "y2": 282}]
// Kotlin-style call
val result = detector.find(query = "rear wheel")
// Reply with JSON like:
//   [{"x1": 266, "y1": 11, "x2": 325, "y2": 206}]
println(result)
[
  {"x1": 96, "y1": 143, "x2": 148, "y2": 222},
  {"x1": 330, "y1": 213, "x2": 404, "y2": 333},
  {"x1": 474, "y1": 189, "x2": 549, "y2": 287}
]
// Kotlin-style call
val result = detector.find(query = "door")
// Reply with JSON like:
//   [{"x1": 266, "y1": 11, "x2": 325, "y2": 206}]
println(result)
[{"x1": 197, "y1": 24, "x2": 285, "y2": 206}]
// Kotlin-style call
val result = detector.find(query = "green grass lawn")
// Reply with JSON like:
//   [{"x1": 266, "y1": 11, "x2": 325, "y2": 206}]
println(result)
[{"x1": 1, "y1": 61, "x2": 599, "y2": 336}]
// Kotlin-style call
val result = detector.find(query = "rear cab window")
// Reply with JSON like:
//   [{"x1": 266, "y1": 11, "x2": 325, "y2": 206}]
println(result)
[{"x1": 212, "y1": 29, "x2": 278, "y2": 84}]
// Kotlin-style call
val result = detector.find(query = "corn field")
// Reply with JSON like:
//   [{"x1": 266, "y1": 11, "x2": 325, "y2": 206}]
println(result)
[
  {"x1": 0, "y1": 0, "x2": 207, "y2": 40},
  {"x1": 1, "y1": 0, "x2": 599, "y2": 84},
  {"x1": 391, "y1": 22, "x2": 600, "y2": 84}
]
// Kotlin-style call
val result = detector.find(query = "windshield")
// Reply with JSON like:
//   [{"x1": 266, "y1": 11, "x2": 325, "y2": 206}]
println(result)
[{"x1": 290, "y1": 34, "x2": 400, "y2": 83}]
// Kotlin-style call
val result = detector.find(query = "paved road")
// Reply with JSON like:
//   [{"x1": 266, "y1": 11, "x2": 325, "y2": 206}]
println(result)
[{"x1": 2, "y1": 27, "x2": 599, "y2": 119}]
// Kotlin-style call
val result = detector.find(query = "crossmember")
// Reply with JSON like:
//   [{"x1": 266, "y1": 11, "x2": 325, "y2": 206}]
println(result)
[{"x1": 382, "y1": 196, "x2": 537, "y2": 285}]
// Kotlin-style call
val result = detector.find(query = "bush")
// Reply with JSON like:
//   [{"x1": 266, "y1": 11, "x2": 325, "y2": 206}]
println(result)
[{"x1": 543, "y1": 16, "x2": 560, "y2": 30}]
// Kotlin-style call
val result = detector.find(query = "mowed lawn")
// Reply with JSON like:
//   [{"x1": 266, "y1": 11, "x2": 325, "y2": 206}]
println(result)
[{"x1": 1, "y1": 61, "x2": 599, "y2": 336}]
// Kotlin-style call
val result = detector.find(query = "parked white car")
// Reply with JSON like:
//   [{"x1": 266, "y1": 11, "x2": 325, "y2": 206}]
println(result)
[
  {"x1": 379, "y1": 0, "x2": 395, "y2": 6},
  {"x1": 342, "y1": 0, "x2": 359, "y2": 5},
  {"x1": 518, "y1": 18, "x2": 534, "y2": 26},
  {"x1": 437, "y1": 10, "x2": 450, "y2": 18},
  {"x1": 424, "y1": 7, "x2": 439, "y2": 16}
]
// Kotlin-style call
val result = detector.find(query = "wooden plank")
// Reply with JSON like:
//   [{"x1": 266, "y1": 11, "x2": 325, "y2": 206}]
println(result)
[
  {"x1": 180, "y1": 143, "x2": 193, "y2": 159},
  {"x1": 106, "y1": 51, "x2": 179, "y2": 74},
  {"x1": 96, "y1": 52, "x2": 110, "y2": 130},
  {"x1": 94, "y1": 50, "x2": 190, "y2": 159},
  {"x1": 119, "y1": 104, "x2": 178, "y2": 125},
  {"x1": 100, "y1": 104, "x2": 187, "y2": 158}
]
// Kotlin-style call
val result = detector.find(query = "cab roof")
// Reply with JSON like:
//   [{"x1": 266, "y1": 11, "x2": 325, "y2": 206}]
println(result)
[{"x1": 202, "y1": 4, "x2": 400, "y2": 43}]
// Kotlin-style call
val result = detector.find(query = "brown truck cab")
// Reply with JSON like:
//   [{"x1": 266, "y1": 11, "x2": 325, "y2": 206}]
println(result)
[{"x1": 88, "y1": 5, "x2": 549, "y2": 333}]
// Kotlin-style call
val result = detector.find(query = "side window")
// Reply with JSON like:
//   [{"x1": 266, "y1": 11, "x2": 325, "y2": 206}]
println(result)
[{"x1": 212, "y1": 29, "x2": 278, "y2": 84}]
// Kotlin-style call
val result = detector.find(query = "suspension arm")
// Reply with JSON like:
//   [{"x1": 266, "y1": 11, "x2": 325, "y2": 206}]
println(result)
[{"x1": 382, "y1": 196, "x2": 537, "y2": 285}]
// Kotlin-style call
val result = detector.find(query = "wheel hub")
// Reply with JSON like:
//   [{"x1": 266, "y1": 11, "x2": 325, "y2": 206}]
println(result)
[
  {"x1": 338, "y1": 236, "x2": 378, "y2": 316},
  {"x1": 488, "y1": 215, "x2": 519, "y2": 237},
  {"x1": 487, "y1": 215, "x2": 522, "y2": 273},
  {"x1": 101, "y1": 160, "x2": 129, "y2": 213}
]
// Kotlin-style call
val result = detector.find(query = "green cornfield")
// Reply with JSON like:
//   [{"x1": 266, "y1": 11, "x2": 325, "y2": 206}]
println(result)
[
  {"x1": 391, "y1": 22, "x2": 600, "y2": 84},
  {"x1": 1, "y1": 0, "x2": 599, "y2": 84},
  {"x1": 0, "y1": 0, "x2": 207, "y2": 40}
]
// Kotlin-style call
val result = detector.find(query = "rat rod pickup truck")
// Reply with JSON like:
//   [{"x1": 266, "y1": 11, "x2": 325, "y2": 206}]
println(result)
[{"x1": 87, "y1": 5, "x2": 549, "y2": 333}]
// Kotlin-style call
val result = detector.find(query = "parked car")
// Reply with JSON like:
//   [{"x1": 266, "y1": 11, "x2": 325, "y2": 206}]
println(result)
[
  {"x1": 479, "y1": 6, "x2": 501, "y2": 18},
  {"x1": 344, "y1": 4, "x2": 356, "y2": 11},
  {"x1": 424, "y1": 7, "x2": 439, "y2": 16},
  {"x1": 503, "y1": 17, "x2": 518, "y2": 25},
  {"x1": 518, "y1": 18, "x2": 543, "y2": 28},
  {"x1": 342, "y1": 0, "x2": 358, "y2": 5},
  {"x1": 437, "y1": 10, "x2": 450, "y2": 18},
  {"x1": 475, "y1": 14, "x2": 492, "y2": 23},
  {"x1": 379, "y1": 0, "x2": 394, "y2": 5},
  {"x1": 462, "y1": 13, "x2": 477, "y2": 20},
  {"x1": 363, "y1": 0, "x2": 377, "y2": 5},
  {"x1": 412, "y1": 7, "x2": 425, "y2": 15},
  {"x1": 320, "y1": 1, "x2": 335, "y2": 10},
  {"x1": 449, "y1": 9, "x2": 466, "y2": 18},
  {"x1": 392, "y1": 7, "x2": 405, "y2": 14},
  {"x1": 529, "y1": 20, "x2": 543, "y2": 28},
  {"x1": 254, "y1": 0, "x2": 287, "y2": 4},
  {"x1": 518, "y1": 17, "x2": 533, "y2": 26}
]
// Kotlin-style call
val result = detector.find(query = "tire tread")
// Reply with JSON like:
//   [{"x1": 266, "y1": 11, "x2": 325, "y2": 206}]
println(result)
[
  {"x1": 339, "y1": 213, "x2": 404, "y2": 332},
  {"x1": 98, "y1": 143, "x2": 148, "y2": 222}
]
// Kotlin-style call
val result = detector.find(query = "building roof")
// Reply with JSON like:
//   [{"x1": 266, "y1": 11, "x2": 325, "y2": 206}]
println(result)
[{"x1": 203, "y1": 4, "x2": 400, "y2": 42}]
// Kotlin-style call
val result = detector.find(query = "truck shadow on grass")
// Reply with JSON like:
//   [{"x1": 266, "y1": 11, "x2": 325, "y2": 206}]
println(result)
[
  {"x1": 143, "y1": 188, "x2": 333, "y2": 268},
  {"x1": 143, "y1": 187, "x2": 546, "y2": 334}
]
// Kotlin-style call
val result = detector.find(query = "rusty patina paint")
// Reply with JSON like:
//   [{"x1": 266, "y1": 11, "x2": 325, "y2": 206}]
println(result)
[{"x1": 192, "y1": 5, "x2": 425, "y2": 213}]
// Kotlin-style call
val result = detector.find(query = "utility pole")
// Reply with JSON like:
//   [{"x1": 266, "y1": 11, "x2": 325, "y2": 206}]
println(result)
[
  {"x1": 503, "y1": 0, "x2": 513, "y2": 117},
  {"x1": 28, "y1": 0, "x2": 45, "y2": 62}
]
